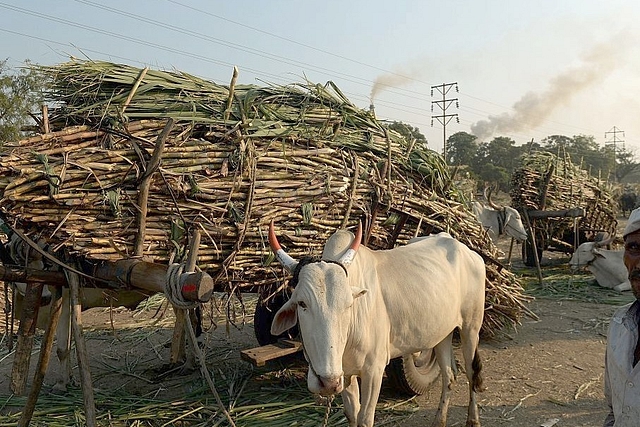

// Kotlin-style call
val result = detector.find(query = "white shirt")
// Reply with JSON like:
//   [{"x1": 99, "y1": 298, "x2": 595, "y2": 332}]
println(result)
[{"x1": 604, "y1": 300, "x2": 640, "y2": 427}]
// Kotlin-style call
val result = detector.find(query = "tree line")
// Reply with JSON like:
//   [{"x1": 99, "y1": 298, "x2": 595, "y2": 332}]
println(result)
[
  {"x1": 445, "y1": 131, "x2": 638, "y2": 191},
  {"x1": 389, "y1": 121, "x2": 638, "y2": 193}
]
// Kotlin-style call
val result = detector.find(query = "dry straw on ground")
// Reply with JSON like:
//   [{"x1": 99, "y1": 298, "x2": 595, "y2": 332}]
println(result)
[{"x1": 0, "y1": 60, "x2": 533, "y2": 335}]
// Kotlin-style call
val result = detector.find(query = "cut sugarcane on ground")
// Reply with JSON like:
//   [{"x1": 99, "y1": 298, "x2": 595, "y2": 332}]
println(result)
[{"x1": 0, "y1": 275, "x2": 630, "y2": 426}]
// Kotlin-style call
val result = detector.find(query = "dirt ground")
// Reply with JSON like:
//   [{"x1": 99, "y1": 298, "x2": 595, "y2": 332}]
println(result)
[
  {"x1": 401, "y1": 297, "x2": 620, "y2": 427},
  {"x1": 0, "y1": 217, "x2": 635, "y2": 426}
]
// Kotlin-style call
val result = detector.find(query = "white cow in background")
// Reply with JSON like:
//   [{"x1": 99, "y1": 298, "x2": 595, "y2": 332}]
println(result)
[
  {"x1": 470, "y1": 188, "x2": 528, "y2": 242},
  {"x1": 569, "y1": 235, "x2": 631, "y2": 292},
  {"x1": 269, "y1": 221, "x2": 486, "y2": 427}
]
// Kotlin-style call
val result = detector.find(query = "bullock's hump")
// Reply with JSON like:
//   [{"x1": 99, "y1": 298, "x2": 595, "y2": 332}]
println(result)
[
  {"x1": 408, "y1": 232, "x2": 483, "y2": 265},
  {"x1": 322, "y1": 229, "x2": 355, "y2": 261}
]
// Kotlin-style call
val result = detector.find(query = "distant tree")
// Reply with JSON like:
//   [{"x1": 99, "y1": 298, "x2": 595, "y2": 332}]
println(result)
[
  {"x1": 471, "y1": 136, "x2": 522, "y2": 191},
  {"x1": 0, "y1": 59, "x2": 45, "y2": 143},
  {"x1": 540, "y1": 134, "x2": 611, "y2": 177},
  {"x1": 474, "y1": 163, "x2": 510, "y2": 192},
  {"x1": 446, "y1": 131, "x2": 477, "y2": 165},
  {"x1": 387, "y1": 121, "x2": 428, "y2": 149},
  {"x1": 613, "y1": 146, "x2": 639, "y2": 183}
]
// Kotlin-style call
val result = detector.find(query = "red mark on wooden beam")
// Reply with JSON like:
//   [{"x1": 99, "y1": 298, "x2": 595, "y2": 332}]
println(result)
[{"x1": 182, "y1": 284, "x2": 197, "y2": 293}]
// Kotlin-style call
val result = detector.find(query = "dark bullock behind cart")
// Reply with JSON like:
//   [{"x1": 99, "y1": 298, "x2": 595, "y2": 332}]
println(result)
[{"x1": 0, "y1": 61, "x2": 535, "y2": 421}]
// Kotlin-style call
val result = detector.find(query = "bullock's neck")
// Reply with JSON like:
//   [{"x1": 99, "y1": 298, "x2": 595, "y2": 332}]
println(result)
[{"x1": 345, "y1": 248, "x2": 378, "y2": 339}]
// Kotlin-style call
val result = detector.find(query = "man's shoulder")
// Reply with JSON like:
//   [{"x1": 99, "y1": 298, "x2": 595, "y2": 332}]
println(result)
[{"x1": 611, "y1": 301, "x2": 639, "y2": 324}]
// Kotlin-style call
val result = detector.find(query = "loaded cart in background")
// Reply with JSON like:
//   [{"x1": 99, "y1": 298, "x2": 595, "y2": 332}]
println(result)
[
  {"x1": 510, "y1": 151, "x2": 618, "y2": 267},
  {"x1": 0, "y1": 60, "x2": 536, "y2": 420}
]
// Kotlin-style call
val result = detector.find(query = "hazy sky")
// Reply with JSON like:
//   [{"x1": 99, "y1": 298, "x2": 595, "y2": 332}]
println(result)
[{"x1": 2, "y1": 0, "x2": 639, "y2": 155}]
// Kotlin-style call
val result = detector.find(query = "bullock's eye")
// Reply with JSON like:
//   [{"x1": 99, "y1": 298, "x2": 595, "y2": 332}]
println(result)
[{"x1": 298, "y1": 301, "x2": 307, "y2": 309}]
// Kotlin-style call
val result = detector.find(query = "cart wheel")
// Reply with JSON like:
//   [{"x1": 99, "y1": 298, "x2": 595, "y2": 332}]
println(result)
[
  {"x1": 385, "y1": 349, "x2": 440, "y2": 396},
  {"x1": 522, "y1": 239, "x2": 543, "y2": 267},
  {"x1": 253, "y1": 293, "x2": 298, "y2": 346}
]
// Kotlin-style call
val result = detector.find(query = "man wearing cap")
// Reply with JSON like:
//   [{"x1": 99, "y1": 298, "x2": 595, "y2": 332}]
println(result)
[{"x1": 603, "y1": 207, "x2": 640, "y2": 426}]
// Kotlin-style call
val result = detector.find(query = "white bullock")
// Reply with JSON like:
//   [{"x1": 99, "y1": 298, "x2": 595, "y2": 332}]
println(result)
[
  {"x1": 569, "y1": 237, "x2": 631, "y2": 292},
  {"x1": 12, "y1": 282, "x2": 152, "y2": 391},
  {"x1": 470, "y1": 201, "x2": 528, "y2": 242},
  {"x1": 269, "y1": 222, "x2": 486, "y2": 427}
]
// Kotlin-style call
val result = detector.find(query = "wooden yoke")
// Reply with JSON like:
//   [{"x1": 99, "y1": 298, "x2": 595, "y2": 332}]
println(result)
[
  {"x1": 90, "y1": 259, "x2": 213, "y2": 303},
  {"x1": 0, "y1": 259, "x2": 214, "y2": 303}
]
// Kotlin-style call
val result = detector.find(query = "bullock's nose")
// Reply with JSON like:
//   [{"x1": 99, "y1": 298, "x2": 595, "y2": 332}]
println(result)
[{"x1": 317, "y1": 375, "x2": 343, "y2": 395}]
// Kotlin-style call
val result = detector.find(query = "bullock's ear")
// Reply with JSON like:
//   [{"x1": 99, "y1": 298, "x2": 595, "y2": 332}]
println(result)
[
  {"x1": 593, "y1": 248, "x2": 606, "y2": 258},
  {"x1": 270, "y1": 299, "x2": 298, "y2": 336},
  {"x1": 351, "y1": 287, "x2": 367, "y2": 299}
]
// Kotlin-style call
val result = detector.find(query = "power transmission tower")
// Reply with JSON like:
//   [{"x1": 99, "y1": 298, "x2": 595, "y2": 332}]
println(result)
[
  {"x1": 605, "y1": 126, "x2": 625, "y2": 181},
  {"x1": 431, "y1": 82, "x2": 459, "y2": 163}
]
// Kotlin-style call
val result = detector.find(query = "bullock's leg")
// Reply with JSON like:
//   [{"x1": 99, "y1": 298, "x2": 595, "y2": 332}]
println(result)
[
  {"x1": 431, "y1": 332, "x2": 455, "y2": 427},
  {"x1": 460, "y1": 324, "x2": 483, "y2": 427},
  {"x1": 53, "y1": 291, "x2": 72, "y2": 393},
  {"x1": 357, "y1": 364, "x2": 385, "y2": 427},
  {"x1": 341, "y1": 374, "x2": 360, "y2": 427}
]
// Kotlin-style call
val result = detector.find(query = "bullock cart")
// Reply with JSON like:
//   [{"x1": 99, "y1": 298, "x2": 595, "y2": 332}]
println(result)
[
  {"x1": 510, "y1": 151, "x2": 618, "y2": 267},
  {"x1": 0, "y1": 61, "x2": 535, "y2": 421}
]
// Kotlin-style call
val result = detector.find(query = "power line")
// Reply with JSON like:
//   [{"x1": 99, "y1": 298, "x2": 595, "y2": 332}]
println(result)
[
  {"x1": 605, "y1": 126, "x2": 625, "y2": 181},
  {"x1": 1, "y1": 2, "x2": 637, "y2": 149}
]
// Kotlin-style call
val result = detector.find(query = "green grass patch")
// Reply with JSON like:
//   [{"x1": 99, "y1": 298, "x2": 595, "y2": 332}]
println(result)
[{"x1": 514, "y1": 263, "x2": 635, "y2": 306}]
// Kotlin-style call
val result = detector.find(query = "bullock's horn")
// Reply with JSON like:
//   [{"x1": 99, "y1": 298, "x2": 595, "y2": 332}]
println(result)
[
  {"x1": 338, "y1": 222, "x2": 362, "y2": 266},
  {"x1": 485, "y1": 186, "x2": 502, "y2": 210},
  {"x1": 594, "y1": 233, "x2": 613, "y2": 248},
  {"x1": 268, "y1": 220, "x2": 298, "y2": 271}
]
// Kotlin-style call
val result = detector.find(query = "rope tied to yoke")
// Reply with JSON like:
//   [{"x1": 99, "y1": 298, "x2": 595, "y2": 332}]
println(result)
[{"x1": 164, "y1": 263, "x2": 198, "y2": 310}]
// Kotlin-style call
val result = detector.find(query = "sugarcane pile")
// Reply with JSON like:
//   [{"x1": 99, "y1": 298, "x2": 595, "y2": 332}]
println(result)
[
  {"x1": 510, "y1": 151, "x2": 618, "y2": 253},
  {"x1": 0, "y1": 60, "x2": 533, "y2": 335}
]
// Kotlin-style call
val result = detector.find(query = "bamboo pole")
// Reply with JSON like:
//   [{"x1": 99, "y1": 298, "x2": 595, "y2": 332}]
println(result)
[
  {"x1": 68, "y1": 270, "x2": 97, "y2": 427},
  {"x1": 10, "y1": 281, "x2": 45, "y2": 395},
  {"x1": 17, "y1": 286, "x2": 63, "y2": 427}
]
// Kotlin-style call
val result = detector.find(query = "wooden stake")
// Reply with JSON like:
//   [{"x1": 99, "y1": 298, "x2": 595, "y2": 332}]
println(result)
[
  {"x1": 122, "y1": 67, "x2": 149, "y2": 114},
  {"x1": 41, "y1": 104, "x2": 49, "y2": 134},
  {"x1": 224, "y1": 66, "x2": 239, "y2": 121},
  {"x1": 68, "y1": 271, "x2": 97, "y2": 427},
  {"x1": 170, "y1": 229, "x2": 201, "y2": 364},
  {"x1": 522, "y1": 210, "x2": 543, "y2": 285},
  {"x1": 180, "y1": 228, "x2": 236, "y2": 426},
  {"x1": 18, "y1": 286, "x2": 63, "y2": 427},
  {"x1": 507, "y1": 237, "x2": 514, "y2": 267},
  {"x1": 10, "y1": 282, "x2": 44, "y2": 395}
]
